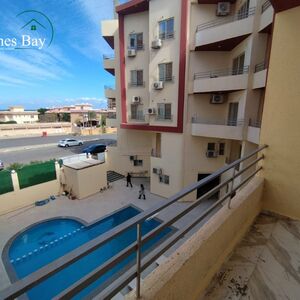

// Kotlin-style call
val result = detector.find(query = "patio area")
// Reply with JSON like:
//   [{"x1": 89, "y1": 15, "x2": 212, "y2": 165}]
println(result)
[{"x1": 0, "y1": 177, "x2": 218, "y2": 292}]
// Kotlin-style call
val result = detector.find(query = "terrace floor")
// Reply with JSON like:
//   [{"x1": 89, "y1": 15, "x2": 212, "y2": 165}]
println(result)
[
  {"x1": 202, "y1": 213, "x2": 300, "y2": 300},
  {"x1": 0, "y1": 177, "x2": 219, "y2": 293}
]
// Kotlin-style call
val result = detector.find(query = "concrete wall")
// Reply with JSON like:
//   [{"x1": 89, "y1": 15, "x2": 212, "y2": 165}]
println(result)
[
  {"x1": 260, "y1": 6, "x2": 300, "y2": 220},
  {"x1": 126, "y1": 176, "x2": 264, "y2": 300},
  {"x1": 0, "y1": 163, "x2": 60, "y2": 215},
  {"x1": 0, "y1": 123, "x2": 72, "y2": 137},
  {"x1": 63, "y1": 162, "x2": 107, "y2": 199}
]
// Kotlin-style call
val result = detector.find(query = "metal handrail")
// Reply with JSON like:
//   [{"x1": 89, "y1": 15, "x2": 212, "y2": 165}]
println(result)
[
  {"x1": 155, "y1": 114, "x2": 173, "y2": 121},
  {"x1": 262, "y1": 0, "x2": 271, "y2": 13},
  {"x1": 103, "y1": 54, "x2": 115, "y2": 60},
  {"x1": 196, "y1": 7, "x2": 256, "y2": 32},
  {"x1": 249, "y1": 119, "x2": 261, "y2": 128},
  {"x1": 192, "y1": 117, "x2": 244, "y2": 127},
  {"x1": 194, "y1": 66, "x2": 249, "y2": 79},
  {"x1": 158, "y1": 75, "x2": 174, "y2": 82},
  {"x1": 0, "y1": 145, "x2": 268, "y2": 300},
  {"x1": 254, "y1": 62, "x2": 266, "y2": 73}
]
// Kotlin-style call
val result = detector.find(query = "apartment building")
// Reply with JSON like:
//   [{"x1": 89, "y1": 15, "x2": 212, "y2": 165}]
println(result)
[
  {"x1": 0, "y1": 106, "x2": 38, "y2": 124},
  {"x1": 102, "y1": 0, "x2": 273, "y2": 199}
]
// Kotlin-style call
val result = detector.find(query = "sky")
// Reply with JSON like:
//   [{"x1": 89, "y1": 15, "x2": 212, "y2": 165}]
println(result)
[{"x1": 0, "y1": 0, "x2": 126, "y2": 110}]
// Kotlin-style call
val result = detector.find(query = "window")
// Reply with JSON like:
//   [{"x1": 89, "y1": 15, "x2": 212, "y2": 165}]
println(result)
[
  {"x1": 130, "y1": 70, "x2": 144, "y2": 86},
  {"x1": 129, "y1": 33, "x2": 143, "y2": 50},
  {"x1": 232, "y1": 53, "x2": 245, "y2": 75},
  {"x1": 131, "y1": 104, "x2": 144, "y2": 120},
  {"x1": 157, "y1": 103, "x2": 172, "y2": 120},
  {"x1": 227, "y1": 103, "x2": 239, "y2": 126},
  {"x1": 207, "y1": 143, "x2": 216, "y2": 151},
  {"x1": 159, "y1": 63, "x2": 173, "y2": 82},
  {"x1": 133, "y1": 160, "x2": 143, "y2": 166},
  {"x1": 159, "y1": 174, "x2": 170, "y2": 185},
  {"x1": 159, "y1": 18, "x2": 174, "y2": 39},
  {"x1": 219, "y1": 143, "x2": 225, "y2": 155},
  {"x1": 237, "y1": 0, "x2": 250, "y2": 20}
]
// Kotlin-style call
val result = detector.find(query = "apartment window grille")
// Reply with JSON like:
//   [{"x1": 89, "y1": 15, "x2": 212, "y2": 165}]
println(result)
[
  {"x1": 157, "y1": 103, "x2": 172, "y2": 120},
  {"x1": 129, "y1": 33, "x2": 144, "y2": 50},
  {"x1": 159, "y1": 174, "x2": 170, "y2": 185},
  {"x1": 159, "y1": 18, "x2": 174, "y2": 40},
  {"x1": 133, "y1": 160, "x2": 143, "y2": 166},
  {"x1": 232, "y1": 53, "x2": 245, "y2": 75},
  {"x1": 159, "y1": 63, "x2": 173, "y2": 82},
  {"x1": 130, "y1": 70, "x2": 144, "y2": 86},
  {"x1": 237, "y1": 0, "x2": 250, "y2": 20}
]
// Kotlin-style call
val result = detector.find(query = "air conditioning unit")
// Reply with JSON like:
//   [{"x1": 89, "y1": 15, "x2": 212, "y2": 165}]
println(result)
[
  {"x1": 153, "y1": 81, "x2": 164, "y2": 90},
  {"x1": 151, "y1": 39, "x2": 162, "y2": 49},
  {"x1": 147, "y1": 107, "x2": 156, "y2": 115},
  {"x1": 216, "y1": 2, "x2": 231, "y2": 16},
  {"x1": 206, "y1": 150, "x2": 218, "y2": 158},
  {"x1": 211, "y1": 94, "x2": 225, "y2": 104},
  {"x1": 132, "y1": 96, "x2": 141, "y2": 104},
  {"x1": 128, "y1": 49, "x2": 136, "y2": 57}
]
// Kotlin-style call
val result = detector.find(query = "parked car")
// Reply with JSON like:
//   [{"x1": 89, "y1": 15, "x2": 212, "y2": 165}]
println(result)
[
  {"x1": 58, "y1": 139, "x2": 83, "y2": 147},
  {"x1": 82, "y1": 144, "x2": 106, "y2": 154},
  {"x1": 0, "y1": 160, "x2": 4, "y2": 171}
]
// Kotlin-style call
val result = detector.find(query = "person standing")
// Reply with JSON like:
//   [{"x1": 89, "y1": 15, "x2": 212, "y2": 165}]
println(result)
[
  {"x1": 126, "y1": 173, "x2": 133, "y2": 187},
  {"x1": 138, "y1": 184, "x2": 146, "y2": 200}
]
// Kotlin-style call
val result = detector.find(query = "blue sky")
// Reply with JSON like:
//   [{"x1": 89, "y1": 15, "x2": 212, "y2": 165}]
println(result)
[{"x1": 0, "y1": 0, "x2": 126, "y2": 109}]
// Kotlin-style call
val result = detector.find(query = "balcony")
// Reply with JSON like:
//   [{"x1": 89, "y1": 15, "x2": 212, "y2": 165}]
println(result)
[
  {"x1": 0, "y1": 146, "x2": 270, "y2": 300},
  {"x1": 103, "y1": 54, "x2": 115, "y2": 76},
  {"x1": 195, "y1": 8, "x2": 255, "y2": 51},
  {"x1": 253, "y1": 62, "x2": 267, "y2": 89},
  {"x1": 101, "y1": 19, "x2": 118, "y2": 49},
  {"x1": 106, "y1": 112, "x2": 118, "y2": 128},
  {"x1": 259, "y1": 0, "x2": 274, "y2": 33},
  {"x1": 247, "y1": 119, "x2": 261, "y2": 144},
  {"x1": 194, "y1": 66, "x2": 249, "y2": 93},
  {"x1": 104, "y1": 85, "x2": 116, "y2": 98},
  {"x1": 191, "y1": 117, "x2": 244, "y2": 140}
]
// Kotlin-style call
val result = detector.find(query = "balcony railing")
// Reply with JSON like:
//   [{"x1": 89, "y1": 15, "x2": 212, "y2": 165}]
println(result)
[
  {"x1": 158, "y1": 75, "x2": 174, "y2": 82},
  {"x1": 128, "y1": 44, "x2": 145, "y2": 51},
  {"x1": 196, "y1": 7, "x2": 256, "y2": 32},
  {"x1": 103, "y1": 54, "x2": 115, "y2": 60},
  {"x1": 262, "y1": 0, "x2": 271, "y2": 13},
  {"x1": 159, "y1": 31, "x2": 175, "y2": 40},
  {"x1": 249, "y1": 119, "x2": 261, "y2": 128},
  {"x1": 155, "y1": 114, "x2": 173, "y2": 121},
  {"x1": 254, "y1": 62, "x2": 266, "y2": 73},
  {"x1": 151, "y1": 148, "x2": 161, "y2": 158},
  {"x1": 107, "y1": 112, "x2": 117, "y2": 119},
  {"x1": 194, "y1": 66, "x2": 249, "y2": 80},
  {"x1": 129, "y1": 81, "x2": 145, "y2": 87},
  {"x1": 0, "y1": 146, "x2": 267, "y2": 300},
  {"x1": 104, "y1": 85, "x2": 115, "y2": 90},
  {"x1": 192, "y1": 117, "x2": 244, "y2": 127},
  {"x1": 130, "y1": 114, "x2": 145, "y2": 121}
]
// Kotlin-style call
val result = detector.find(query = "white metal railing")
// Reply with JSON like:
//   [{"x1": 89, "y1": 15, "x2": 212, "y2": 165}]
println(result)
[
  {"x1": 196, "y1": 7, "x2": 256, "y2": 32},
  {"x1": 192, "y1": 117, "x2": 244, "y2": 127},
  {"x1": 194, "y1": 66, "x2": 249, "y2": 80}
]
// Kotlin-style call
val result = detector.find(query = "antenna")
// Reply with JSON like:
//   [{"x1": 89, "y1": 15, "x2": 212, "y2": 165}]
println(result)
[{"x1": 113, "y1": 0, "x2": 119, "y2": 19}]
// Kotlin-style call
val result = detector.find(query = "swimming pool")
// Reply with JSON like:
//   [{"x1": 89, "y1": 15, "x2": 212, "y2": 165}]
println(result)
[{"x1": 6, "y1": 206, "x2": 172, "y2": 299}]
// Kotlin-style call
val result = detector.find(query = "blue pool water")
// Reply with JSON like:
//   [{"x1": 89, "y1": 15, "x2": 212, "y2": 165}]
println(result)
[{"x1": 8, "y1": 206, "x2": 172, "y2": 299}]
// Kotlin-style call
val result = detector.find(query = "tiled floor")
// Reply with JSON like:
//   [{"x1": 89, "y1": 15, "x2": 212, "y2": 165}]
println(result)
[
  {"x1": 0, "y1": 177, "x2": 218, "y2": 291},
  {"x1": 202, "y1": 213, "x2": 300, "y2": 300}
]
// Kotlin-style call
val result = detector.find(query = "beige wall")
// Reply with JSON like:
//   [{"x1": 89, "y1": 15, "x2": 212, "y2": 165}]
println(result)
[
  {"x1": 126, "y1": 176, "x2": 264, "y2": 300},
  {"x1": 63, "y1": 162, "x2": 107, "y2": 199},
  {"x1": 260, "y1": 6, "x2": 300, "y2": 220},
  {"x1": 0, "y1": 114, "x2": 38, "y2": 124}
]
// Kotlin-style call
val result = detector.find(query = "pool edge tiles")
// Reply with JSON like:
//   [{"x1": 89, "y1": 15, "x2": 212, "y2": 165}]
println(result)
[{"x1": 2, "y1": 204, "x2": 142, "y2": 284}]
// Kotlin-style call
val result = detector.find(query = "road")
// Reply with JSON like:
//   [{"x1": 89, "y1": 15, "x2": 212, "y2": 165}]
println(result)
[{"x1": 0, "y1": 134, "x2": 117, "y2": 166}]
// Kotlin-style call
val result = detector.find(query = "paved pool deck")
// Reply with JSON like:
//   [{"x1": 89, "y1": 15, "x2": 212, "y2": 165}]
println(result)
[{"x1": 0, "y1": 178, "x2": 218, "y2": 291}]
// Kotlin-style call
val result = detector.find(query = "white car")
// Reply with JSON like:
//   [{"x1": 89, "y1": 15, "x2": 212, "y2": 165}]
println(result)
[{"x1": 58, "y1": 139, "x2": 83, "y2": 148}]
